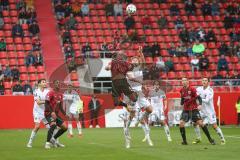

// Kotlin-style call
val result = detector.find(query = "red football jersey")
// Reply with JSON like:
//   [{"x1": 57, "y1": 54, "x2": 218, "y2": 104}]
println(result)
[
  {"x1": 180, "y1": 86, "x2": 198, "y2": 111},
  {"x1": 111, "y1": 59, "x2": 134, "y2": 77},
  {"x1": 45, "y1": 90, "x2": 63, "y2": 116}
]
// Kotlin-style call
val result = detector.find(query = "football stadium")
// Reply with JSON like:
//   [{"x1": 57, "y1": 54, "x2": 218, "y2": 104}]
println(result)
[{"x1": 0, "y1": 0, "x2": 239, "y2": 160}]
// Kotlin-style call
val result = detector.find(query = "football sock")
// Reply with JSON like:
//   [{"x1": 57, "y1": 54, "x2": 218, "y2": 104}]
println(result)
[
  {"x1": 164, "y1": 125, "x2": 171, "y2": 138},
  {"x1": 201, "y1": 125, "x2": 213, "y2": 141},
  {"x1": 119, "y1": 101, "x2": 127, "y2": 107},
  {"x1": 194, "y1": 125, "x2": 201, "y2": 140},
  {"x1": 180, "y1": 127, "x2": 187, "y2": 142},
  {"x1": 77, "y1": 122, "x2": 82, "y2": 134},
  {"x1": 54, "y1": 128, "x2": 67, "y2": 139},
  {"x1": 139, "y1": 111, "x2": 150, "y2": 122},
  {"x1": 215, "y1": 127, "x2": 225, "y2": 140},
  {"x1": 68, "y1": 122, "x2": 73, "y2": 135},
  {"x1": 47, "y1": 125, "x2": 56, "y2": 142},
  {"x1": 28, "y1": 130, "x2": 37, "y2": 144}
]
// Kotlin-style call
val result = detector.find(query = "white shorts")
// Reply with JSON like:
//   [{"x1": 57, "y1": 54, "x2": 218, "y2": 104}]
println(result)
[
  {"x1": 33, "y1": 113, "x2": 47, "y2": 124},
  {"x1": 136, "y1": 95, "x2": 151, "y2": 109},
  {"x1": 150, "y1": 109, "x2": 165, "y2": 122},
  {"x1": 200, "y1": 112, "x2": 217, "y2": 125}
]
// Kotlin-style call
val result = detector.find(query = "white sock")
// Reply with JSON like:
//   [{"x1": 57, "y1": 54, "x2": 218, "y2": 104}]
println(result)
[
  {"x1": 141, "y1": 124, "x2": 148, "y2": 136},
  {"x1": 45, "y1": 124, "x2": 50, "y2": 129},
  {"x1": 77, "y1": 122, "x2": 82, "y2": 134},
  {"x1": 68, "y1": 122, "x2": 73, "y2": 135},
  {"x1": 126, "y1": 118, "x2": 132, "y2": 128},
  {"x1": 139, "y1": 111, "x2": 150, "y2": 122},
  {"x1": 28, "y1": 130, "x2": 37, "y2": 144},
  {"x1": 164, "y1": 125, "x2": 171, "y2": 138},
  {"x1": 194, "y1": 125, "x2": 201, "y2": 140},
  {"x1": 215, "y1": 127, "x2": 225, "y2": 140}
]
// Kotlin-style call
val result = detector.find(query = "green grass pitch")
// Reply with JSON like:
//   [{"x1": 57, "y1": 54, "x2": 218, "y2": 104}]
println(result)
[{"x1": 0, "y1": 127, "x2": 239, "y2": 160}]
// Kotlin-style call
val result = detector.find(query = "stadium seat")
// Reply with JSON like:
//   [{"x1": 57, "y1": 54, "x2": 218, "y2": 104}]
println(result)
[{"x1": 20, "y1": 74, "x2": 28, "y2": 81}]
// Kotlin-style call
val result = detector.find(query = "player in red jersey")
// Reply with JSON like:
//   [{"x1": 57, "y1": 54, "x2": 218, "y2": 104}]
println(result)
[
  {"x1": 179, "y1": 77, "x2": 215, "y2": 145},
  {"x1": 44, "y1": 80, "x2": 67, "y2": 149}
]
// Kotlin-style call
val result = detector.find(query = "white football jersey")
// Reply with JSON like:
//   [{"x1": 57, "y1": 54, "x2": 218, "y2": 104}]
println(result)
[
  {"x1": 127, "y1": 67, "x2": 143, "y2": 92},
  {"x1": 33, "y1": 88, "x2": 49, "y2": 116},
  {"x1": 196, "y1": 86, "x2": 215, "y2": 115},
  {"x1": 149, "y1": 89, "x2": 166, "y2": 110},
  {"x1": 63, "y1": 90, "x2": 81, "y2": 114}
]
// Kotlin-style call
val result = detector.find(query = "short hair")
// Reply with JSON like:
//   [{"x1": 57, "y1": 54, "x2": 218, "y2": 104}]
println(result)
[
  {"x1": 53, "y1": 80, "x2": 59, "y2": 84},
  {"x1": 202, "y1": 77, "x2": 210, "y2": 82},
  {"x1": 38, "y1": 79, "x2": 46, "y2": 84}
]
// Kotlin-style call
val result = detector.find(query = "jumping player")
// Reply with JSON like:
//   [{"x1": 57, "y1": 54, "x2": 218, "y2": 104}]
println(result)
[
  {"x1": 179, "y1": 77, "x2": 215, "y2": 145},
  {"x1": 44, "y1": 80, "x2": 67, "y2": 149},
  {"x1": 192, "y1": 78, "x2": 225, "y2": 144},
  {"x1": 149, "y1": 80, "x2": 172, "y2": 142},
  {"x1": 64, "y1": 84, "x2": 83, "y2": 138},
  {"x1": 27, "y1": 79, "x2": 49, "y2": 148}
]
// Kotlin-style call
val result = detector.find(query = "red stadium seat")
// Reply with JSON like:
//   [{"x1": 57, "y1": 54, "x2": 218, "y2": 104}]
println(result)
[
  {"x1": 20, "y1": 74, "x2": 28, "y2": 81},
  {"x1": 28, "y1": 66, "x2": 36, "y2": 73},
  {"x1": 29, "y1": 74, "x2": 37, "y2": 81},
  {"x1": 19, "y1": 66, "x2": 27, "y2": 73}
]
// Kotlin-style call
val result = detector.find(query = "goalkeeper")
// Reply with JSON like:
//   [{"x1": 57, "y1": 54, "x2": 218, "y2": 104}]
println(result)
[{"x1": 64, "y1": 84, "x2": 84, "y2": 138}]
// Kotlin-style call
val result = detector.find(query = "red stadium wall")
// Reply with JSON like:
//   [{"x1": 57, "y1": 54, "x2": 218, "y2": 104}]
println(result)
[{"x1": 0, "y1": 92, "x2": 239, "y2": 129}]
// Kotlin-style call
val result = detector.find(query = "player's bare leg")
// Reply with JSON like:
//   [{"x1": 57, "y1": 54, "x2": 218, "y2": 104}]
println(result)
[
  {"x1": 192, "y1": 124, "x2": 202, "y2": 144},
  {"x1": 27, "y1": 123, "x2": 40, "y2": 148},
  {"x1": 212, "y1": 123, "x2": 225, "y2": 145},
  {"x1": 196, "y1": 120, "x2": 216, "y2": 145},
  {"x1": 160, "y1": 120, "x2": 172, "y2": 142},
  {"x1": 179, "y1": 120, "x2": 188, "y2": 145}
]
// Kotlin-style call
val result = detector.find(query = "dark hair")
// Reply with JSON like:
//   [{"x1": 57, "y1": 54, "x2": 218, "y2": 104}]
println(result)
[
  {"x1": 53, "y1": 80, "x2": 59, "y2": 84},
  {"x1": 238, "y1": 97, "x2": 240, "y2": 103},
  {"x1": 202, "y1": 77, "x2": 210, "y2": 82},
  {"x1": 38, "y1": 79, "x2": 46, "y2": 84}
]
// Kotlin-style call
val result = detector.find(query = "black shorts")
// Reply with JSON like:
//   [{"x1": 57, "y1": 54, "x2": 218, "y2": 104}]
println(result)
[
  {"x1": 45, "y1": 115, "x2": 64, "y2": 126},
  {"x1": 180, "y1": 110, "x2": 202, "y2": 123},
  {"x1": 112, "y1": 78, "x2": 134, "y2": 97}
]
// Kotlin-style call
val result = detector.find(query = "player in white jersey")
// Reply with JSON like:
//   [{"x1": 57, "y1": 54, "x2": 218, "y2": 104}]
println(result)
[
  {"x1": 193, "y1": 78, "x2": 225, "y2": 145},
  {"x1": 149, "y1": 80, "x2": 172, "y2": 142},
  {"x1": 123, "y1": 57, "x2": 153, "y2": 148},
  {"x1": 63, "y1": 84, "x2": 83, "y2": 138},
  {"x1": 27, "y1": 79, "x2": 49, "y2": 148}
]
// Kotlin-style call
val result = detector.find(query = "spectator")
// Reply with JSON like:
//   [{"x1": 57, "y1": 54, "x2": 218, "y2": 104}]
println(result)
[
  {"x1": 141, "y1": 15, "x2": 151, "y2": 30},
  {"x1": 105, "y1": 0, "x2": 114, "y2": 16},
  {"x1": 3, "y1": 64, "x2": 12, "y2": 80},
  {"x1": 64, "y1": 45, "x2": 75, "y2": 61},
  {"x1": 32, "y1": 36, "x2": 41, "y2": 51},
  {"x1": 18, "y1": 8, "x2": 27, "y2": 24},
  {"x1": 11, "y1": 66, "x2": 20, "y2": 81},
  {"x1": 67, "y1": 60, "x2": 77, "y2": 72},
  {"x1": 142, "y1": 43, "x2": 152, "y2": 57},
  {"x1": 192, "y1": 40, "x2": 205, "y2": 56},
  {"x1": 156, "y1": 57, "x2": 166, "y2": 71},
  {"x1": 88, "y1": 95, "x2": 101, "y2": 128},
  {"x1": 199, "y1": 54, "x2": 209, "y2": 70},
  {"x1": 124, "y1": 15, "x2": 135, "y2": 31},
  {"x1": 71, "y1": 1, "x2": 81, "y2": 16},
  {"x1": 185, "y1": 0, "x2": 196, "y2": 15},
  {"x1": 54, "y1": 1, "x2": 65, "y2": 19},
  {"x1": 174, "y1": 17, "x2": 184, "y2": 30},
  {"x1": 62, "y1": 28, "x2": 71, "y2": 44},
  {"x1": 35, "y1": 52, "x2": 43, "y2": 66},
  {"x1": 149, "y1": 63, "x2": 160, "y2": 80},
  {"x1": 0, "y1": 15, "x2": 4, "y2": 30},
  {"x1": 26, "y1": 7, "x2": 37, "y2": 24},
  {"x1": 229, "y1": 28, "x2": 240, "y2": 42},
  {"x1": 0, "y1": 80, "x2": 4, "y2": 95},
  {"x1": 29, "y1": 20, "x2": 40, "y2": 36},
  {"x1": 179, "y1": 28, "x2": 189, "y2": 43},
  {"x1": 0, "y1": 64, "x2": 4, "y2": 81},
  {"x1": 157, "y1": 13, "x2": 168, "y2": 29},
  {"x1": 170, "y1": 3, "x2": 179, "y2": 16},
  {"x1": 25, "y1": 52, "x2": 36, "y2": 67},
  {"x1": 187, "y1": 44, "x2": 193, "y2": 57},
  {"x1": 201, "y1": 1, "x2": 211, "y2": 16},
  {"x1": 190, "y1": 56, "x2": 199, "y2": 74},
  {"x1": 66, "y1": 13, "x2": 77, "y2": 30},
  {"x1": 224, "y1": 14, "x2": 234, "y2": 29},
  {"x1": 12, "y1": 22, "x2": 24, "y2": 38},
  {"x1": 237, "y1": 47, "x2": 240, "y2": 58},
  {"x1": 165, "y1": 57, "x2": 174, "y2": 72},
  {"x1": 196, "y1": 27, "x2": 206, "y2": 41},
  {"x1": 217, "y1": 54, "x2": 229, "y2": 71},
  {"x1": 16, "y1": 0, "x2": 26, "y2": 10},
  {"x1": 0, "y1": 0, "x2": 9, "y2": 10},
  {"x1": 188, "y1": 27, "x2": 197, "y2": 42},
  {"x1": 23, "y1": 81, "x2": 33, "y2": 95},
  {"x1": 226, "y1": 2, "x2": 237, "y2": 15},
  {"x1": 218, "y1": 42, "x2": 230, "y2": 56},
  {"x1": 0, "y1": 38, "x2": 6, "y2": 51},
  {"x1": 100, "y1": 41, "x2": 110, "y2": 58},
  {"x1": 81, "y1": 2, "x2": 89, "y2": 16},
  {"x1": 212, "y1": 72, "x2": 223, "y2": 86},
  {"x1": 64, "y1": 2, "x2": 72, "y2": 17},
  {"x1": 114, "y1": 0, "x2": 123, "y2": 16},
  {"x1": 12, "y1": 80, "x2": 24, "y2": 95},
  {"x1": 168, "y1": 43, "x2": 177, "y2": 57},
  {"x1": 176, "y1": 42, "x2": 187, "y2": 57},
  {"x1": 205, "y1": 29, "x2": 217, "y2": 42},
  {"x1": 82, "y1": 42, "x2": 92, "y2": 57},
  {"x1": 211, "y1": 0, "x2": 220, "y2": 16},
  {"x1": 151, "y1": 42, "x2": 160, "y2": 58},
  {"x1": 231, "y1": 70, "x2": 240, "y2": 86}
]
